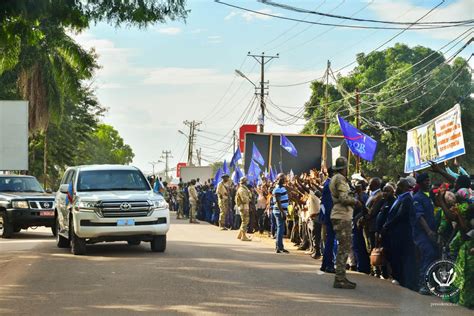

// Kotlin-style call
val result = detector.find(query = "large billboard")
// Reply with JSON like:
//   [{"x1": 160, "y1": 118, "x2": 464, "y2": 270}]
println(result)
[
  {"x1": 0, "y1": 101, "x2": 28, "y2": 171},
  {"x1": 244, "y1": 133, "x2": 348, "y2": 175},
  {"x1": 404, "y1": 104, "x2": 465, "y2": 173}
]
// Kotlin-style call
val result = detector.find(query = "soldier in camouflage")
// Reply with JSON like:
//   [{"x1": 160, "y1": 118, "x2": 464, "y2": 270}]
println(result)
[
  {"x1": 235, "y1": 177, "x2": 252, "y2": 241},
  {"x1": 330, "y1": 157, "x2": 359, "y2": 289}
]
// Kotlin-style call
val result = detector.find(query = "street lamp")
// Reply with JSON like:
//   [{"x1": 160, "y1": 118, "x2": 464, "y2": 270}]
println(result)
[{"x1": 235, "y1": 69, "x2": 256, "y2": 87}]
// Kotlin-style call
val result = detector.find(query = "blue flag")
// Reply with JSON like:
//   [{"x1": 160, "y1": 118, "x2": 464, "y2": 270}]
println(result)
[
  {"x1": 271, "y1": 166, "x2": 278, "y2": 182},
  {"x1": 232, "y1": 166, "x2": 243, "y2": 185},
  {"x1": 247, "y1": 160, "x2": 261, "y2": 184},
  {"x1": 213, "y1": 168, "x2": 223, "y2": 186},
  {"x1": 280, "y1": 134, "x2": 298, "y2": 157},
  {"x1": 252, "y1": 143, "x2": 265, "y2": 166},
  {"x1": 223, "y1": 160, "x2": 230, "y2": 175},
  {"x1": 268, "y1": 167, "x2": 275, "y2": 182},
  {"x1": 337, "y1": 115, "x2": 377, "y2": 162},
  {"x1": 230, "y1": 148, "x2": 242, "y2": 168}
]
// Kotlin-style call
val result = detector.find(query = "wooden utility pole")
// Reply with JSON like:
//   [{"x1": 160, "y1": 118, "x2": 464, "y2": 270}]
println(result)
[
  {"x1": 183, "y1": 120, "x2": 201, "y2": 166},
  {"x1": 161, "y1": 150, "x2": 173, "y2": 182},
  {"x1": 247, "y1": 52, "x2": 279, "y2": 133},
  {"x1": 232, "y1": 130, "x2": 236, "y2": 154},
  {"x1": 321, "y1": 60, "x2": 331, "y2": 171}
]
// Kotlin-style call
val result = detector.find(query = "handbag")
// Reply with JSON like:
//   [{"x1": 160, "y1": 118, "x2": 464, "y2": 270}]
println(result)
[{"x1": 370, "y1": 245, "x2": 385, "y2": 266}]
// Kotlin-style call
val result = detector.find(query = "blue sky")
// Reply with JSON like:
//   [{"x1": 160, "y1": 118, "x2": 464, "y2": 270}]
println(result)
[{"x1": 74, "y1": 0, "x2": 472, "y2": 176}]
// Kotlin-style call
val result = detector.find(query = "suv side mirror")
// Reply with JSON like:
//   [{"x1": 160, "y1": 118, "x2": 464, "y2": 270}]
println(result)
[{"x1": 59, "y1": 184, "x2": 70, "y2": 194}]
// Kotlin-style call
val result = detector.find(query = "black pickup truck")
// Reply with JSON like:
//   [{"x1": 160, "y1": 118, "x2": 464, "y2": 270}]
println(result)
[{"x1": 0, "y1": 175, "x2": 56, "y2": 238}]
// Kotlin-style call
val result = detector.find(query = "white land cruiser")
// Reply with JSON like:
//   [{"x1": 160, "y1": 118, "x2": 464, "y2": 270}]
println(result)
[{"x1": 54, "y1": 165, "x2": 169, "y2": 255}]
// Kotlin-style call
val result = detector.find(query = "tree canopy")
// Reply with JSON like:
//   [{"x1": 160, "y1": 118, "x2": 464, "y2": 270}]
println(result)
[{"x1": 301, "y1": 43, "x2": 473, "y2": 177}]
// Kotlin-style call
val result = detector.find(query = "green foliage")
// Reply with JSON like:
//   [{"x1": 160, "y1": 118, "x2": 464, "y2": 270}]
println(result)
[
  {"x1": 302, "y1": 43, "x2": 473, "y2": 178},
  {"x1": 79, "y1": 124, "x2": 135, "y2": 166}
]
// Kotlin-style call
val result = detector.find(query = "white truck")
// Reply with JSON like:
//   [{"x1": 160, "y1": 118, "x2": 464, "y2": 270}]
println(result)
[
  {"x1": 54, "y1": 165, "x2": 170, "y2": 255},
  {"x1": 179, "y1": 166, "x2": 213, "y2": 183}
]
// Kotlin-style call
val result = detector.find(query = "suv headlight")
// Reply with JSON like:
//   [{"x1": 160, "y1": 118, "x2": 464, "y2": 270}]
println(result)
[
  {"x1": 76, "y1": 201, "x2": 98, "y2": 211},
  {"x1": 151, "y1": 200, "x2": 168, "y2": 210},
  {"x1": 12, "y1": 200, "x2": 29, "y2": 209}
]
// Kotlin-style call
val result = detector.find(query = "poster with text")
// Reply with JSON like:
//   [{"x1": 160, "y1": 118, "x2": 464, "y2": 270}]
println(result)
[{"x1": 404, "y1": 104, "x2": 465, "y2": 173}]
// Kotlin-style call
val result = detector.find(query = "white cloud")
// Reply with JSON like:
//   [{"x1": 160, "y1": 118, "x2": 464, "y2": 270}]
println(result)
[
  {"x1": 368, "y1": 0, "x2": 472, "y2": 40},
  {"x1": 225, "y1": 9, "x2": 281, "y2": 21},
  {"x1": 143, "y1": 67, "x2": 232, "y2": 85},
  {"x1": 207, "y1": 35, "x2": 222, "y2": 44},
  {"x1": 157, "y1": 27, "x2": 182, "y2": 35}
]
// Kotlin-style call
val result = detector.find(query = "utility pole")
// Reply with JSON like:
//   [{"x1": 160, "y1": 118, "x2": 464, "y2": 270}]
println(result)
[
  {"x1": 321, "y1": 60, "x2": 331, "y2": 171},
  {"x1": 196, "y1": 148, "x2": 202, "y2": 166},
  {"x1": 183, "y1": 120, "x2": 201, "y2": 166},
  {"x1": 161, "y1": 150, "x2": 173, "y2": 182},
  {"x1": 232, "y1": 130, "x2": 236, "y2": 153},
  {"x1": 247, "y1": 52, "x2": 279, "y2": 133},
  {"x1": 355, "y1": 87, "x2": 361, "y2": 174}
]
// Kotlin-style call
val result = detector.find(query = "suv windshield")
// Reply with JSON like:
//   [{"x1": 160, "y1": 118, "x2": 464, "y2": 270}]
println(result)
[
  {"x1": 0, "y1": 177, "x2": 45, "y2": 193},
  {"x1": 77, "y1": 169, "x2": 150, "y2": 192}
]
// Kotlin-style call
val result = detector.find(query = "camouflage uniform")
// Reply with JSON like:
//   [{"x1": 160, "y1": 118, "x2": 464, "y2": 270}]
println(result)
[
  {"x1": 235, "y1": 184, "x2": 252, "y2": 234},
  {"x1": 177, "y1": 188, "x2": 185, "y2": 219},
  {"x1": 330, "y1": 173, "x2": 355, "y2": 283},
  {"x1": 217, "y1": 180, "x2": 230, "y2": 228},
  {"x1": 188, "y1": 184, "x2": 198, "y2": 222}
]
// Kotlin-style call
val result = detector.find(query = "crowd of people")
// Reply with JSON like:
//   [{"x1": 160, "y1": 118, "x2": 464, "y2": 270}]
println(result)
[{"x1": 148, "y1": 158, "x2": 473, "y2": 308}]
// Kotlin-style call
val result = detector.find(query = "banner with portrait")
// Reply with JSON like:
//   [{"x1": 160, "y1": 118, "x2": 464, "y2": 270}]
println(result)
[{"x1": 404, "y1": 104, "x2": 465, "y2": 173}]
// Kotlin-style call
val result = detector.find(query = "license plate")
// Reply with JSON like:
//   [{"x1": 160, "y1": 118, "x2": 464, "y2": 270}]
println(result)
[
  {"x1": 40, "y1": 211, "x2": 54, "y2": 217},
  {"x1": 117, "y1": 219, "x2": 135, "y2": 226}
]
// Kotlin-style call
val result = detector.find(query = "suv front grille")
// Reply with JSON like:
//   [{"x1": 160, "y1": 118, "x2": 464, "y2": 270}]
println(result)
[
  {"x1": 29, "y1": 200, "x2": 55, "y2": 210},
  {"x1": 98, "y1": 200, "x2": 151, "y2": 218}
]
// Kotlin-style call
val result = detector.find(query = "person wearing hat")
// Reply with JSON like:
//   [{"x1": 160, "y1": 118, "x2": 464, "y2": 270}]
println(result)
[
  {"x1": 412, "y1": 172, "x2": 439, "y2": 295},
  {"x1": 382, "y1": 178, "x2": 417, "y2": 291},
  {"x1": 217, "y1": 174, "x2": 232, "y2": 230},
  {"x1": 329, "y1": 156, "x2": 358, "y2": 289},
  {"x1": 235, "y1": 176, "x2": 252, "y2": 241}
]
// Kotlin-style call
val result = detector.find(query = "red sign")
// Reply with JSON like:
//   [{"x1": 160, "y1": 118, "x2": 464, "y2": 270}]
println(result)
[
  {"x1": 239, "y1": 124, "x2": 257, "y2": 153},
  {"x1": 176, "y1": 162, "x2": 187, "y2": 178}
]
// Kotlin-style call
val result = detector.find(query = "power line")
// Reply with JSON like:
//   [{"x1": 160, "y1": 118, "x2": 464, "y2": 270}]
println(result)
[
  {"x1": 269, "y1": 2, "x2": 463, "y2": 88},
  {"x1": 260, "y1": 0, "x2": 474, "y2": 26},
  {"x1": 215, "y1": 0, "x2": 472, "y2": 30}
]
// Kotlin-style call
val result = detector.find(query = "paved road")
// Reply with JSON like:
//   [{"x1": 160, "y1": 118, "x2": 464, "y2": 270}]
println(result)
[{"x1": 0, "y1": 216, "x2": 469, "y2": 316}]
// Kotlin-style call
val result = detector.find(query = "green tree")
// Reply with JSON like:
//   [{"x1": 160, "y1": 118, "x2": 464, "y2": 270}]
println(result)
[
  {"x1": 302, "y1": 43, "x2": 473, "y2": 177},
  {"x1": 79, "y1": 124, "x2": 135, "y2": 165}
]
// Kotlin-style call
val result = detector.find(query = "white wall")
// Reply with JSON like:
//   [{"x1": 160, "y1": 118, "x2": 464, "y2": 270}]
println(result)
[{"x1": 0, "y1": 101, "x2": 28, "y2": 170}]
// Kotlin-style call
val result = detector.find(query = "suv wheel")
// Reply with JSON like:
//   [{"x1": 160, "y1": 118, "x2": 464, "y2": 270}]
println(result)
[
  {"x1": 13, "y1": 226, "x2": 21, "y2": 233},
  {"x1": 51, "y1": 222, "x2": 57, "y2": 237},
  {"x1": 70, "y1": 219, "x2": 86, "y2": 255},
  {"x1": 56, "y1": 217, "x2": 70, "y2": 248},
  {"x1": 151, "y1": 235, "x2": 166, "y2": 252},
  {"x1": 0, "y1": 213, "x2": 13, "y2": 239}
]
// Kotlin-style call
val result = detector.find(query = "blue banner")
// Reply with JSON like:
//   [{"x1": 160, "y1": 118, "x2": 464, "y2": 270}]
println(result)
[{"x1": 337, "y1": 115, "x2": 377, "y2": 162}]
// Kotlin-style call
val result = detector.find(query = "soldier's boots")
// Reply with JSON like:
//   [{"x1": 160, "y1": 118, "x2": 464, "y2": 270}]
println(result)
[
  {"x1": 241, "y1": 232, "x2": 252, "y2": 241},
  {"x1": 333, "y1": 278, "x2": 357, "y2": 289},
  {"x1": 237, "y1": 231, "x2": 243, "y2": 239}
]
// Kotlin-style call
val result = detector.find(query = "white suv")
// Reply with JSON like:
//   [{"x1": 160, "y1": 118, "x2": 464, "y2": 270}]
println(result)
[{"x1": 55, "y1": 165, "x2": 170, "y2": 255}]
